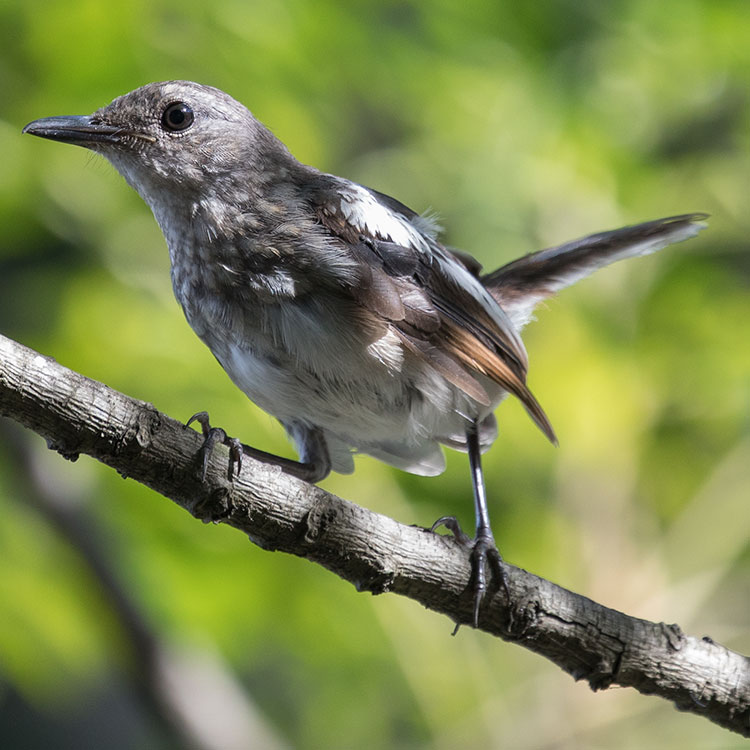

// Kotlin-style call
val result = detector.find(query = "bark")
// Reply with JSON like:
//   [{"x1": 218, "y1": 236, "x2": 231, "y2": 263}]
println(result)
[{"x1": 0, "y1": 332, "x2": 748, "y2": 737}]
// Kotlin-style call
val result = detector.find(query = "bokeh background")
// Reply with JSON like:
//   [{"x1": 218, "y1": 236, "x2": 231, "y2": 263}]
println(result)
[{"x1": 1, "y1": 1, "x2": 749, "y2": 748}]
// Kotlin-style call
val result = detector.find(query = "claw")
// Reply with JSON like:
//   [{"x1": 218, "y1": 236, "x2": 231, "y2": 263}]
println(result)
[
  {"x1": 469, "y1": 528, "x2": 506, "y2": 628},
  {"x1": 431, "y1": 515, "x2": 507, "y2": 628},
  {"x1": 185, "y1": 412, "x2": 333, "y2": 484},
  {"x1": 430, "y1": 515, "x2": 472, "y2": 545},
  {"x1": 187, "y1": 411, "x2": 243, "y2": 481}
]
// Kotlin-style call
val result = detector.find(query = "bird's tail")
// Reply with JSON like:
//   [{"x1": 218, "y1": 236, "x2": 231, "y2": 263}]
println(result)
[{"x1": 482, "y1": 213, "x2": 708, "y2": 328}]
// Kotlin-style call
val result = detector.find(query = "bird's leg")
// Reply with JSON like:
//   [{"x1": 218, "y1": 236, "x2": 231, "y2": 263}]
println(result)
[
  {"x1": 464, "y1": 420, "x2": 505, "y2": 626},
  {"x1": 186, "y1": 412, "x2": 331, "y2": 483},
  {"x1": 431, "y1": 420, "x2": 505, "y2": 628}
]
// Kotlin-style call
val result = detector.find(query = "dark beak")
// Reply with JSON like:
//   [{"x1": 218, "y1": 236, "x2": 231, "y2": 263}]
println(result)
[{"x1": 22, "y1": 115, "x2": 151, "y2": 146}]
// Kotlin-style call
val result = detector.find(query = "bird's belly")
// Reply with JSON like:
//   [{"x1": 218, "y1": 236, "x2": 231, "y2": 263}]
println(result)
[
  {"x1": 219, "y1": 340, "x2": 419, "y2": 441},
  {"x1": 185, "y1": 295, "x2": 501, "y2": 460}
]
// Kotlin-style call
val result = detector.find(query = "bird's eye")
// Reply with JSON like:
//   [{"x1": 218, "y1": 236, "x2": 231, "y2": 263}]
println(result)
[{"x1": 161, "y1": 102, "x2": 194, "y2": 132}]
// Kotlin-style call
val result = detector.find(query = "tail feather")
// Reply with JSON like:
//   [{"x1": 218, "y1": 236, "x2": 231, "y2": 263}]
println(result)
[{"x1": 483, "y1": 213, "x2": 708, "y2": 329}]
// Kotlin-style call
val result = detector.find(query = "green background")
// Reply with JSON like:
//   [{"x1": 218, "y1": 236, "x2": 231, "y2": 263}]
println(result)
[{"x1": 1, "y1": 1, "x2": 748, "y2": 747}]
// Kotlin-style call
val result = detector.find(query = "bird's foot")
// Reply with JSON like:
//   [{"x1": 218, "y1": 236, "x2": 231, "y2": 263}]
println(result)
[
  {"x1": 186, "y1": 411, "x2": 243, "y2": 481},
  {"x1": 430, "y1": 516, "x2": 507, "y2": 629},
  {"x1": 186, "y1": 412, "x2": 331, "y2": 484}
]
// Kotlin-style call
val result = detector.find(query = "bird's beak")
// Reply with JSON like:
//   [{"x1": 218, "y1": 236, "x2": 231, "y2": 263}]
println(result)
[{"x1": 22, "y1": 115, "x2": 154, "y2": 147}]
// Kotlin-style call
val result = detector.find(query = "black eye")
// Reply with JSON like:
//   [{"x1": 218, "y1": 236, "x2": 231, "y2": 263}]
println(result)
[{"x1": 161, "y1": 102, "x2": 194, "y2": 132}]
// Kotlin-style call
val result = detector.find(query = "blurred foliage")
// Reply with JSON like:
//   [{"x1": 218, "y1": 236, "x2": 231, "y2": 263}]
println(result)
[{"x1": 0, "y1": 0, "x2": 749, "y2": 748}]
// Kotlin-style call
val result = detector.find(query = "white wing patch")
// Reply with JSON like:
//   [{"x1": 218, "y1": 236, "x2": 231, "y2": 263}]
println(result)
[
  {"x1": 339, "y1": 184, "x2": 428, "y2": 249},
  {"x1": 366, "y1": 328, "x2": 404, "y2": 372}
]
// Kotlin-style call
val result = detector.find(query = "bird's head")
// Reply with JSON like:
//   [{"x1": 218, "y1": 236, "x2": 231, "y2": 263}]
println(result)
[{"x1": 23, "y1": 80, "x2": 286, "y2": 206}]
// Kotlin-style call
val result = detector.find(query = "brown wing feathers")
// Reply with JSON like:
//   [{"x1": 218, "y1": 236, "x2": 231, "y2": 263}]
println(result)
[
  {"x1": 312, "y1": 191, "x2": 557, "y2": 445},
  {"x1": 439, "y1": 320, "x2": 556, "y2": 443}
]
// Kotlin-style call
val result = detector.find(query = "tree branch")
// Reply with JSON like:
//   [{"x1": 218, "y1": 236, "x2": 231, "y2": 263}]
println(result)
[{"x1": 1, "y1": 332, "x2": 748, "y2": 737}]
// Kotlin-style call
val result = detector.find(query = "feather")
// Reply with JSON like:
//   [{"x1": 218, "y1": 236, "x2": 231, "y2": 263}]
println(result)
[
  {"x1": 483, "y1": 213, "x2": 708, "y2": 329},
  {"x1": 396, "y1": 330, "x2": 491, "y2": 406},
  {"x1": 307, "y1": 173, "x2": 556, "y2": 444},
  {"x1": 440, "y1": 321, "x2": 557, "y2": 444}
]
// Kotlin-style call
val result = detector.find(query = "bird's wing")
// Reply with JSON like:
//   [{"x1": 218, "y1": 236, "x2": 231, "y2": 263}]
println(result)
[
  {"x1": 482, "y1": 213, "x2": 708, "y2": 329},
  {"x1": 304, "y1": 176, "x2": 556, "y2": 443}
]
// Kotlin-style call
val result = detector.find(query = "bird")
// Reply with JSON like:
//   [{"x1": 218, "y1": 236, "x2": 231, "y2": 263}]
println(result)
[{"x1": 23, "y1": 81, "x2": 707, "y2": 626}]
